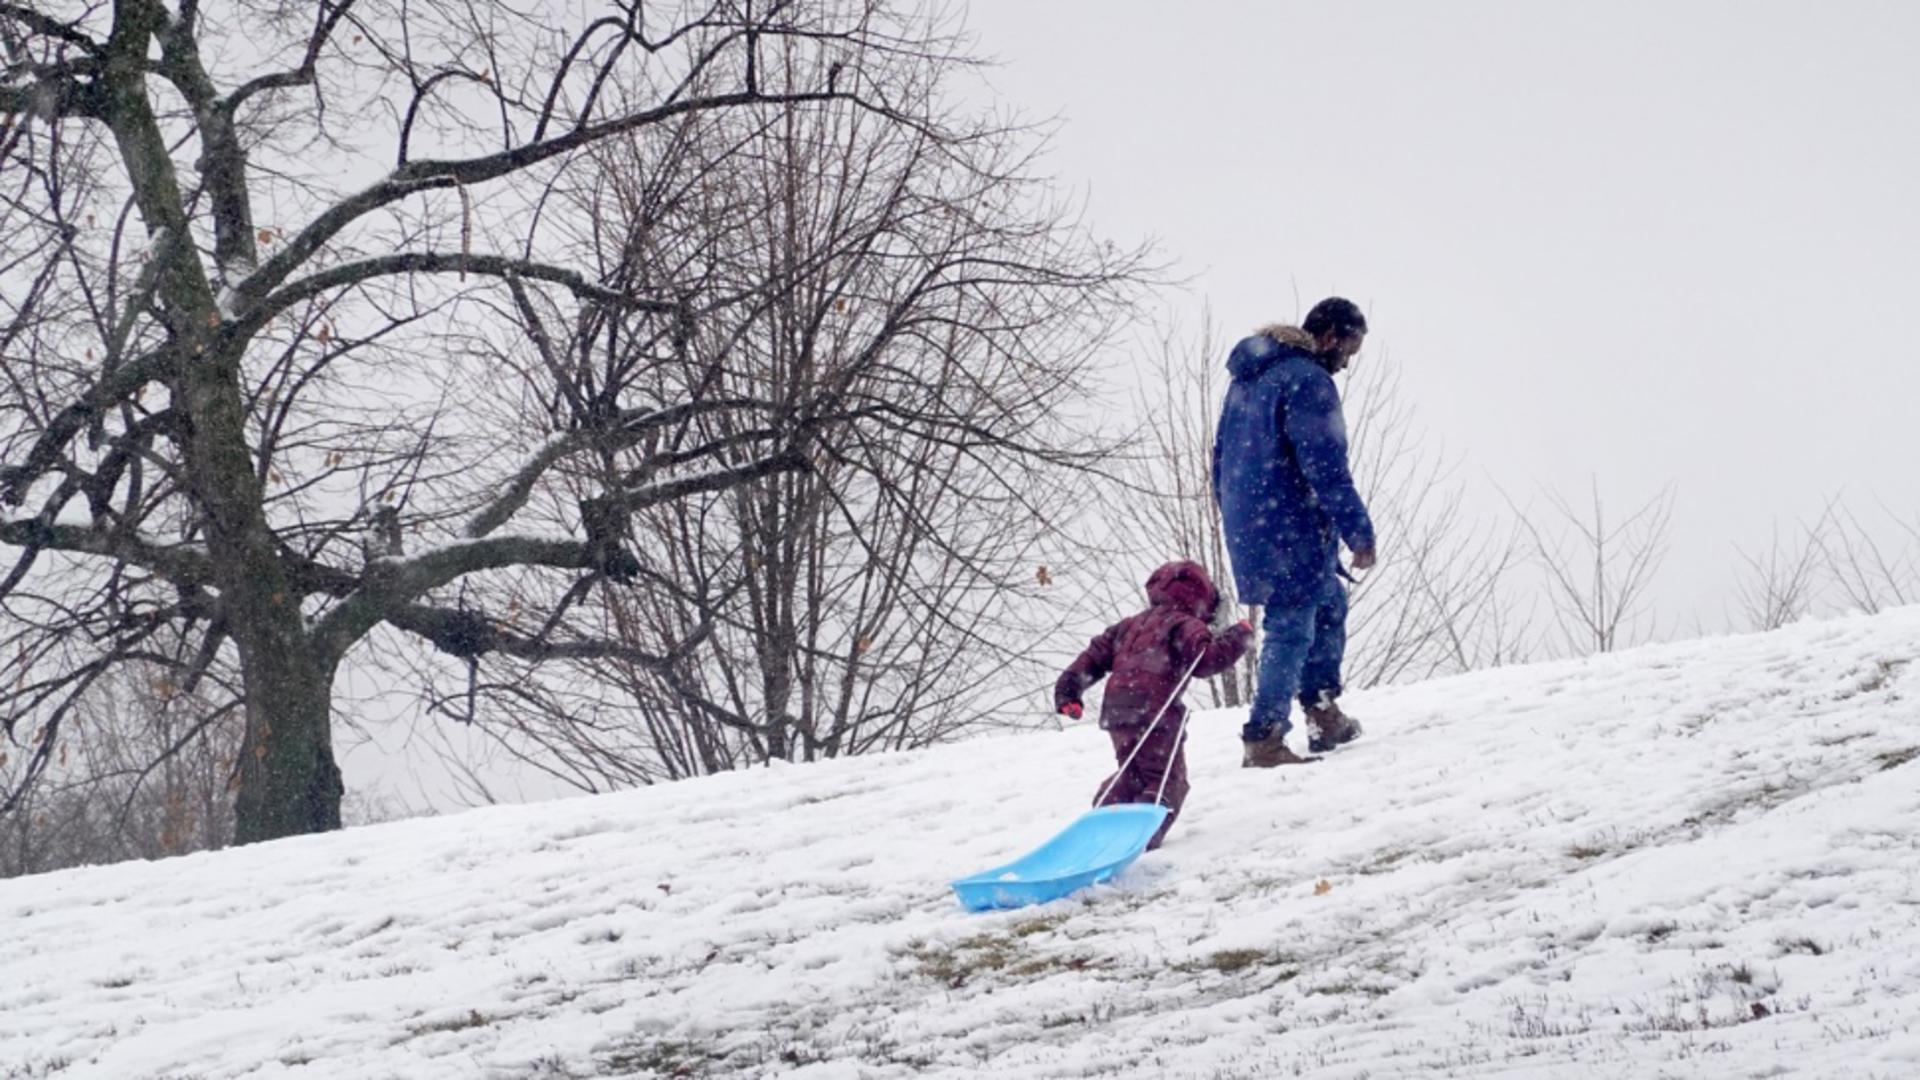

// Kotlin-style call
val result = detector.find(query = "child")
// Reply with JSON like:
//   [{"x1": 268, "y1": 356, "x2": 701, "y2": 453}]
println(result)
[{"x1": 1053, "y1": 560, "x2": 1254, "y2": 850}]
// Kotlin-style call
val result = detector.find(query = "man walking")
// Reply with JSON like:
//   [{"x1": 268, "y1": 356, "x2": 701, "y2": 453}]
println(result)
[{"x1": 1211, "y1": 297, "x2": 1375, "y2": 767}]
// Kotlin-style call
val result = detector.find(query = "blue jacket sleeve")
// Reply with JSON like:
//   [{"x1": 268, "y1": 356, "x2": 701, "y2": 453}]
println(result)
[{"x1": 1283, "y1": 370, "x2": 1376, "y2": 553}]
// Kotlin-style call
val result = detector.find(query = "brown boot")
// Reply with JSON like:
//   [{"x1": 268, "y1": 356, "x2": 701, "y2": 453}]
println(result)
[
  {"x1": 1241, "y1": 728, "x2": 1320, "y2": 768},
  {"x1": 1305, "y1": 700, "x2": 1363, "y2": 754}
]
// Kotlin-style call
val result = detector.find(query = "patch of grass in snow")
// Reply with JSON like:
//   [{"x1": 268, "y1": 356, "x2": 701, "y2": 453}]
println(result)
[
  {"x1": 1873, "y1": 746, "x2": 1918, "y2": 771},
  {"x1": 1198, "y1": 948, "x2": 1268, "y2": 974},
  {"x1": 1564, "y1": 826, "x2": 1655, "y2": 862},
  {"x1": 602, "y1": 1039, "x2": 723, "y2": 1078},
  {"x1": 1849, "y1": 657, "x2": 1910, "y2": 697},
  {"x1": 603, "y1": 1023, "x2": 934, "y2": 1078},
  {"x1": 1501, "y1": 994, "x2": 1595, "y2": 1040},
  {"x1": 1357, "y1": 846, "x2": 1436, "y2": 875},
  {"x1": 1010, "y1": 913, "x2": 1070, "y2": 937},
  {"x1": 1305, "y1": 977, "x2": 1395, "y2": 999},
  {"x1": 1040, "y1": 1003, "x2": 1121, "y2": 1029},
  {"x1": 903, "y1": 921, "x2": 1099, "y2": 989},
  {"x1": 524, "y1": 1053, "x2": 575, "y2": 1077},
  {"x1": 1681, "y1": 781, "x2": 1799, "y2": 830},
  {"x1": 1778, "y1": 936, "x2": 1826, "y2": 957},
  {"x1": 408, "y1": 1008, "x2": 494, "y2": 1036},
  {"x1": 1618, "y1": 963, "x2": 1801, "y2": 1038},
  {"x1": 1, "y1": 1057, "x2": 72, "y2": 1079},
  {"x1": 1173, "y1": 947, "x2": 1299, "y2": 978}
]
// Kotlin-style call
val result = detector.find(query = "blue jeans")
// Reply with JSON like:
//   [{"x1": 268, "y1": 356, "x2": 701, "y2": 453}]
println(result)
[{"x1": 1241, "y1": 575, "x2": 1348, "y2": 742}]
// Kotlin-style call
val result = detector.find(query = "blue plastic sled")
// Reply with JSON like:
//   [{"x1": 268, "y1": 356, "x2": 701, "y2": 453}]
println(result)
[{"x1": 950, "y1": 803, "x2": 1170, "y2": 912}]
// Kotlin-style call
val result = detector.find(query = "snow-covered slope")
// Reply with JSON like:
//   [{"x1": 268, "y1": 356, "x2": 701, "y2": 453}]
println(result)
[{"x1": 5, "y1": 611, "x2": 1919, "y2": 1079}]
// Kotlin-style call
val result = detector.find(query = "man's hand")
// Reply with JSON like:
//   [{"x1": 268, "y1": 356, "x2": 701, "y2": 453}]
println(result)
[
  {"x1": 1350, "y1": 547, "x2": 1377, "y2": 572},
  {"x1": 1060, "y1": 702, "x2": 1083, "y2": 720}
]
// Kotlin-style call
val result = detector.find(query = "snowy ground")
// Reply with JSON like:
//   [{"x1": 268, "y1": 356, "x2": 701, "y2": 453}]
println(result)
[{"x1": 4, "y1": 610, "x2": 1919, "y2": 1080}]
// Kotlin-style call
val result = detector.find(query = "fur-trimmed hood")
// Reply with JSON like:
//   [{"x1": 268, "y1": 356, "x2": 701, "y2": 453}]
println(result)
[
  {"x1": 1226, "y1": 323, "x2": 1319, "y2": 382},
  {"x1": 1254, "y1": 324, "x2": 1317, "y2": 350}
]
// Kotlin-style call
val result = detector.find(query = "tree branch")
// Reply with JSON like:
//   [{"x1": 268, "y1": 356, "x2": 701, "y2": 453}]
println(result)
[
  {"x1": 0, "y1": 348, "x2": 179, "y2": 506},
  {"x1": 387, "y1": 600, "x2": 706, "y2": 669},
  {"x1": 222, "y1": 0, "x2": 357, "y2": 116},
  {"x1": 228, "y1": 87, "x2": 856, "y2": 312},
  {"x1": 248, "y1": 252, "x2": 678, "y2": 331},
  {"x1": 464, "y1": 396, "x2": 780, "y2": 539},
  {"x1": 0, "y1": 4, "x2": 104, "y2": 55},
  {"x1": 0, "y1": 518, "x2": 215, "y2": 586},
  {"x1": 310, "y1": 535, "x2": 597, "y2": 663}
]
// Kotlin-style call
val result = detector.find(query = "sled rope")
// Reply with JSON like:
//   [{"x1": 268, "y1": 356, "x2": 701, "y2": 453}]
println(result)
[
  {"x1": 1154, "y1": 680, "x2": 1199, "y2": 806},
  {"x1": 1096, "y1": 650, "x2": 1206, "y2": 808}
]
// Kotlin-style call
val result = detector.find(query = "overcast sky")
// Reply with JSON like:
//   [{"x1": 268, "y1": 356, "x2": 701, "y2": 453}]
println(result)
[
  {"x1": 960, "y1": 0, "x2": 1920, "y2": 629},
  {"x1": 352, "y1": 3, "x2": 1920, "y2": 809}
]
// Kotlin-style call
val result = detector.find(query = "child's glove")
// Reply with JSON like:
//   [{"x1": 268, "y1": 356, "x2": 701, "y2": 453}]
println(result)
[{"x1": 1060, "y1": 702, "x2": 1083, "y2": 720}]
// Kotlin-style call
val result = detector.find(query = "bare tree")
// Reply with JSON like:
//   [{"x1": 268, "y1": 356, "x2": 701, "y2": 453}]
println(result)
[
  {"x1": 1817, "y1": 498, "x2": 1918, "y2": 616},
  {"x1": 1511, "y1": 480, "x2": 1673, "y2": 656},
  {"x1": 1091, "y1": 313, "x2": 1252, "y2": 708},
  {"x1": 429, "y1": 36, "x2": 1140, "y2": 787},
  {"x1": 0, "y1": 0, "x2": 1113, "y2": 842},
  {"x1": 1342, "y1": 348, "x2": 1533, "y2": 684},
  {"x1": 1731, "y1": 503, "x2": 1835, "y2": 632},
  {"x1": 0, "y1": 658, "x2": 240, "y2": 876}
]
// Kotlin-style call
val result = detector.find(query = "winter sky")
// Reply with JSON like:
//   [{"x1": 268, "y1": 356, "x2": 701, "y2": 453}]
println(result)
[{"x1": 960, "y1": 1, "x2": 1920, "y2": 628}]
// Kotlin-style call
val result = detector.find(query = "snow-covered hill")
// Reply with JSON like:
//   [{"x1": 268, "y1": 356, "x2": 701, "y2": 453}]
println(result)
[{"x1": 5, "y1": 611, "x2": 1919, "y2": 1079}]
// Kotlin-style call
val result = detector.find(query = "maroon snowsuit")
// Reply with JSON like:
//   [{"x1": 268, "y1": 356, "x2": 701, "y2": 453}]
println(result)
[{"x1": 1054, "y1": 561, "x2": 1253, "y2": 849}]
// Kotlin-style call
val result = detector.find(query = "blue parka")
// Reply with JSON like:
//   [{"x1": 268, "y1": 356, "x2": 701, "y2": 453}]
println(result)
[{"x1": 1211, "y1": 326, "x2": 1375, "y2": 608}]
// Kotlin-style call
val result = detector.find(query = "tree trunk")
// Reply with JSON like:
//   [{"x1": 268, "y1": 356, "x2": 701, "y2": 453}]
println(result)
[
  {"x1": 180, "y1": 350, "x2": 343, "y2": 844},
  {"x1": 232, "y1": 643, "x2": 342, "y2": 842}
]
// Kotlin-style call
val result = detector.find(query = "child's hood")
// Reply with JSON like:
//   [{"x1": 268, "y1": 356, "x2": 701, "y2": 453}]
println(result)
[{"x1": 1145, "y1": 560, "x2": 1219, "y2": 621}]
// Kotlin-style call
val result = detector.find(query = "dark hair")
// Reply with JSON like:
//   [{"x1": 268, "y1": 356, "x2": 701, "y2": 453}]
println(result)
[{"x1": 1302, "y1": 297, "x2": 1368, "y2": 339}]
